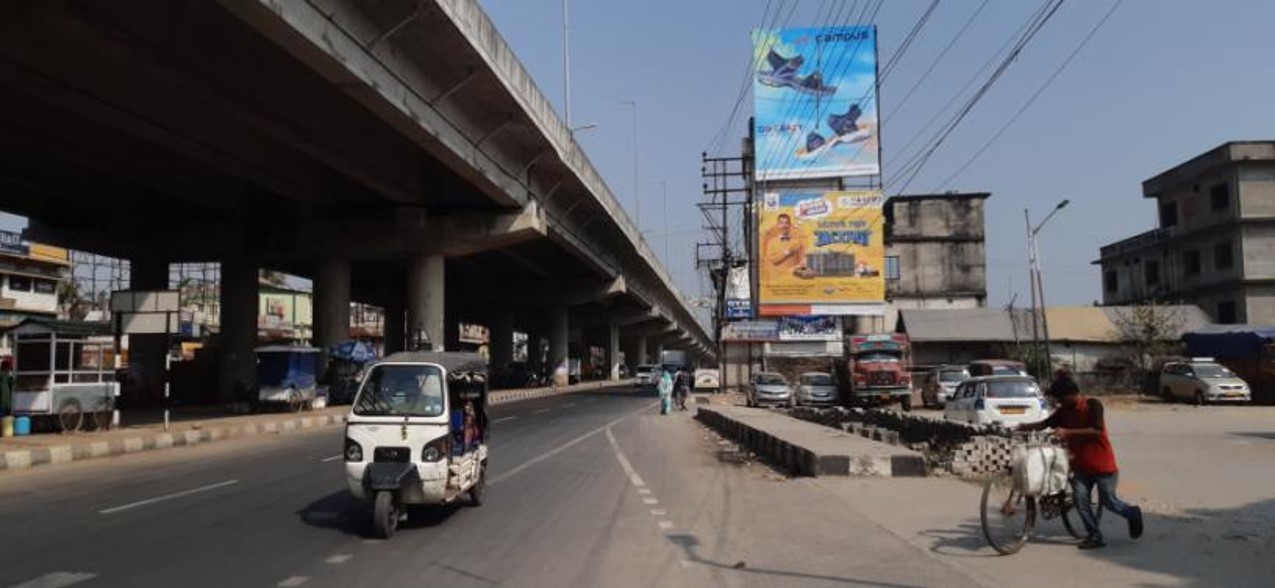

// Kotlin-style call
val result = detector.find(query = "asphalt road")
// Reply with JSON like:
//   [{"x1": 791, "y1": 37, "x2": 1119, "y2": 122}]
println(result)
[{"x1": 0, "y1": 386, "x2": 667, "y2": 588}]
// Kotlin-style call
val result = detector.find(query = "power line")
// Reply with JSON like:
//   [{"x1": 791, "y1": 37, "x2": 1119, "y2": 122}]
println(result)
[
  {"x1": 882, "y1": 0, "x2": 989, "y2": 126},
  {"x1": 935, "y1": 0, "x2": 1123, "y2": 190},
  {"x1": 704, "y1": 0, "x2": 781, "y2": 155}
]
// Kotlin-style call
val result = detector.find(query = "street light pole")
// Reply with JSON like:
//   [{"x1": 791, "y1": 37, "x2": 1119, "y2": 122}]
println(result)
[
  {"x1": 655, "y1": 180, "x2": 669, "y2": 262},
  {"x1": 1026, "y1": 199, "x2": 1070, "y2": 376},
  {"x1": 622, "y1": 100, "x2": 640, "y2": 228},
  {"x1": 562, "y1": 0, "x2": 571, "y2": 129}
]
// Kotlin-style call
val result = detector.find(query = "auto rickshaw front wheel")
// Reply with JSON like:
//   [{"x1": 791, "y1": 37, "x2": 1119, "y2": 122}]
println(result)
[
  {"x1": 470, "y1": 463, "x2": 487, "y2": 507},
  {"x1": 373, "y1": 490, "x2": 399, "y2": 539}
]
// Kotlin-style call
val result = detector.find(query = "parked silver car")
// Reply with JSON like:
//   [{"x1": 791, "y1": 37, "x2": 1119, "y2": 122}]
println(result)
[
  {"x1": 747, "y1": 372, "x2": 793, "y2": 408},
  {"x1": 922, "y1": 366, "x2": 970, "y2": 408},
  {"x1": 795, "y1": 372, "x2": 838, "y2": 406},
  {"x1": 1160, "y1": 360, "x2": 1251, "y2": 405}
]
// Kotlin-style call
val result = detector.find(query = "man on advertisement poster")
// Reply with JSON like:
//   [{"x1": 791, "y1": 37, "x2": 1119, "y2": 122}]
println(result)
[{"x1": 757, "y1": 190, "x2": 885, "y2": 309}]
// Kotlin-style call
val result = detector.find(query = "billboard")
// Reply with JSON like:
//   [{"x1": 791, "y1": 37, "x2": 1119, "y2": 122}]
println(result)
[
  {"x1": 720, "y1": 320, "x2": 780, "y2": 342},
  {"x1": 724, "y1": 265, "x2": 752, "y2": 319},
  {"x1": 752, "y1": 26, "x2": 879, "y2": 181},
  {"x1": 757, "y1": 190, "x2": 885, "y2": 315},
  {"x1": 777, "y1": 316, "x2": 840, "y2": 341}
]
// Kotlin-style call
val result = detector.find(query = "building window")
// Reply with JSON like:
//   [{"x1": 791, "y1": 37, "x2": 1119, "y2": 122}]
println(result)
[
  {"x1": 1217, "y1": 300, "x2": 1237, "y2": 324},
  {"x1": 885, "y1": 256, "x2": 900, "y2": 280},
  {"x1": 1159, "y1": 201, "x2": 1178, "y2": 228},
  {"x1": 33, "y1": 279, "x2": 56, "y2": 294},
  {"x1": 1144, "y1": 260, "x2": 1160, "y2": 286},
  {"x1": 1210, "y1": 183, "x2": 1230, "y2": 211},
  {"x1": 7, "y1": 275, "x2": 31, "y2": 292},
  {"x1": 1184, "y1": 249, "x2": 1201, "y2": 276},
  {"x1": 1104, "y1": 270, "x2": 1118, "y2": 293},
  {"x1": 1214, "y1": 241, "x2": 1234, "y2": 270}
]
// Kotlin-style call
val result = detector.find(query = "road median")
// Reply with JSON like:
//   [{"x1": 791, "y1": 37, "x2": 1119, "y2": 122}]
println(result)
[{"x1": 696, "y1": 405, "x2": 927, "y2": 477}]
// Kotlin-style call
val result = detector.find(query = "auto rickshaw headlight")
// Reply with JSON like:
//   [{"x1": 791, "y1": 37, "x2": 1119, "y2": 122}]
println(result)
[
  {"x1": 344, "y1": 438, "x2": 363, "y2": 462},
  {"x1": 422, "y1": 435, "x2": 450, "y2": 462}
]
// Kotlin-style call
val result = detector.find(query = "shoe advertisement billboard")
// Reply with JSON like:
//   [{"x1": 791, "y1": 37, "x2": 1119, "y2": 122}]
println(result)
[
  {"x1": 752, "y1": 26, "x2": 879, "y2": 181},
  {"x1": 757, "y1": 190, "x2": 885, "y2": 315}
]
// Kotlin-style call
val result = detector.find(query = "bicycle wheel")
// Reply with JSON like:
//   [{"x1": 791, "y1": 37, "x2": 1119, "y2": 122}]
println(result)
[
  {"x1": 981, "y1": 473, "x2": 1035, "y2": 555},
  {"x1": 1061, "y1": 494, "x2": 1105, "y2": 540}
]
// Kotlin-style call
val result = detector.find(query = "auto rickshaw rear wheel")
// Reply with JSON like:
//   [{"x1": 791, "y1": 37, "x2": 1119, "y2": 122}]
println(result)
[
  {"x1": 58, "y1": 399, "x2": 83, "y2": 433},
  {"x1": 470, "y1": 463, "x2": 487, "y2": 507},
  {"x1": 374, "y1": 490, "x2": 399, "y2": 539}
]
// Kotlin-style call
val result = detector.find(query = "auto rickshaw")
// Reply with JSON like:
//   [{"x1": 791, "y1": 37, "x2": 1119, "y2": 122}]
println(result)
[{"x1": 343, "y1": 351, "x2": 489, "y2": 538}]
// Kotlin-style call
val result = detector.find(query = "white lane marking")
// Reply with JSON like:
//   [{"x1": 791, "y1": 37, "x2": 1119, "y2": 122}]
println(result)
[
  {"x1": 488, "y1": 402, "x2": 657, "y2": 486},
  {"x1": 584, "y1": 399, "x2": 596, "y2": 403},
  {"x1": 6, "y1": 572, "x2": 97, "y2": 588},
  {"x1": 325, "y1": 554, "x2": 353, "y2": 564},
  {"x1": 604, "y1": 426, "x2": 647, "y2": 487},
  {"x1": 493, "y1": 416, "x2": 517, "y2": 424},
  {"x1": 642, "y1": 497, "x2": 659, "y2": 505},
  {"x1": 533, "y1": 408, "x2": 552, "y2": 415},
  {"x1": 636, "y1": 488, "x2": 652, "y2": 495},
  {"x1": 564, "y1": 402, "x2": 577, "y2": 407},
  {"x1": 658, "y1": 520, "x2": 675, "y2": 530},
  {"x1": 650, "y1": 509, "x2": 666, "y2": 516},
  {"x1": 277, "y1": 577, "x2": 309, "y2": 587},
  {"x1": 320, "y1": 455, "x2": 343, "y2": 462},
  {"x1": 99, "y1": 480, "x2": 240, "y2": 514}
]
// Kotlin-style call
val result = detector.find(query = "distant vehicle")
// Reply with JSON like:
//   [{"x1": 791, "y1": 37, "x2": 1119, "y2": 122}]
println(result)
[
  {"x1": 694, "y1": 368, "x2": 720, "y2": 391},
  {"x1": 747, "y1": 372, "x2": 793, "y2": 408},
  {"x1": 1182, "y1": 327, "x2": 1275, "y2": 404},
  {"x1": 1160, "y1": 359, "x2": 1251, "y2": 405},
  {"x1": 256, "y1": 346, "x2": 322, "y2": 412},
  {"x1": 634, "y1": 364, "x2": 659, "y2": 387},
  {"x1": 922, "y1": 366, "x2": 970, "y2": 408},
  {"x1": 944, "y1": 376, "x2": 1050, "y2": 426},
  {"x1": 836, "y1": 333, "x2": 914, "y2": 411},
  {"x1": 660, "y1": 349, "x2": 688, "y2": 370},
  {"x1": 967, "y1": 359, "x2": 1030, "y2": 378},
  {"x1": 795, "y1": 372, "x2": 838, "y2": 406}
]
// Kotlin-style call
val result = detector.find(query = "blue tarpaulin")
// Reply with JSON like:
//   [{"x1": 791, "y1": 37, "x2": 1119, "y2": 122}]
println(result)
[
  {"x1": 330, "y1": 340, "x2": 378, "y2": 363},
  {"x1": 1182, "y1": 325, "x2": 1275, "y2": 359}
]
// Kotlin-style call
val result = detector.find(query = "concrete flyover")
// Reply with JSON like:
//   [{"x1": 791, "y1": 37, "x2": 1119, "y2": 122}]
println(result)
[{"x1": 0, "y1": 0, "x2": 714, "y2": 402}]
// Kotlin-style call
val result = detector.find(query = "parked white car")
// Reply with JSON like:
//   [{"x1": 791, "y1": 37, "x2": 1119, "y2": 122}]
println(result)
[
  {"x1": 634, "y1": 364, "x2": 658, "y2": 387},
  {"x1": 944, "y1": 376, "x2": 1050, "y2": 426}
]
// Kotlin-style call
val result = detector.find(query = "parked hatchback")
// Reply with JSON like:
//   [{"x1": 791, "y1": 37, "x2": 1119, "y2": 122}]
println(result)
[
  {"x1": 748, "y1": 372, "x2": 793, "y2": 408},
  {"x1": 944, "y1": 376, "x2": 1050, "y2": 426},
  {"x1": 634, "y1": 364, "x2": 659, "y2": 387},
  {"x1": 922, "y1": 366, "x2": 970, "y2": 408},
  {"x1": 1160, "y1": 360, "x2": 1251, "y2": 405},
  {"x1": 795, "y1": 372, "x2": 838, "y2": 406}
]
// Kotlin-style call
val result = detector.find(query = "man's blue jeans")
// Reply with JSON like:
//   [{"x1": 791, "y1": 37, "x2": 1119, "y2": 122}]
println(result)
[{"x1": 1070, "y1": 470, "x2": 1136, "y2": 539}]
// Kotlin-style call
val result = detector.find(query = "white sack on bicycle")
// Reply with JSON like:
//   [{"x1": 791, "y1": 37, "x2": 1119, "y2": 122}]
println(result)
[{"x1": 1011, "y1": 445, "x2": 1069, "y2": 497}]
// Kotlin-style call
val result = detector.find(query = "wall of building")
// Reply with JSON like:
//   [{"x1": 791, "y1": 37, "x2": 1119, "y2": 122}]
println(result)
[
  {"x1": 1240, "y1": 223, "x2": 1275, "y2": 280},
  {"x1": 1238, "y1": 162, "x2": 1275, "y2": 218},
  {"x1": 0, "y1": 274, "x2": 59, "y2": 314},
  {"x1": 1244, "y1": 283, "x2": 1275, "y2": 326},
  {"x1": 888, "y1": 240, "x2": 986, "y2": 300}
]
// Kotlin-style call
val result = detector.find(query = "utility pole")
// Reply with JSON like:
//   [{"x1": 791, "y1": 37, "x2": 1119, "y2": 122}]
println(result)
[
  {"x1": 562, "y1": 0, "x2": 571, "y2": 129},
  {"x1": 622, "y1": 100, "x2": 640, "y2": 228},
  {"x1": 1025, "y1": 199, "x2": 1069, "y2": 376}
]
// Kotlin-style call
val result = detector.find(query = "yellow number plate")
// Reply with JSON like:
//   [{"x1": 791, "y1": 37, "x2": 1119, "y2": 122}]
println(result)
[{"x1": 998, "y1": 406, "x2": 1026, "y2": 415}]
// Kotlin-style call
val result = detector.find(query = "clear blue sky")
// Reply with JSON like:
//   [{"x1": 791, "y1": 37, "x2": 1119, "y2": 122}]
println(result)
[
  {"x1": 479, "y1": 0, "x2": 1275, "y2": 308},
  {"x1": 5, "y1": 1, "x2": 1275, "y2": 312}
]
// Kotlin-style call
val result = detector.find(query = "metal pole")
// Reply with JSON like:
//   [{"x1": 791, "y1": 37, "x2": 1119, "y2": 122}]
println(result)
[
  {"x1": 623, "y1": 101, "x2": 640, "y2": 228},
  {"x1": 562, "y1": 0, "x2": 571, "y2": 129},
  {"x1": 1035, "y1": 232, "x2": 1054, "y2": 370},
  {"x1": 1024, "y1": 209, "x2": 1039, "y2": 348}
]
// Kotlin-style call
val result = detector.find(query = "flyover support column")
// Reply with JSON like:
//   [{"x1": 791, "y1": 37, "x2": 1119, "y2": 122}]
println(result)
[
  {"x1": 219, "y1": 256, "x2": 258, "y2": 404},
  {"x1": 407, "y1": 254, "x2": 445, "y2": 351},
  {"x1": 652, "y1": 340, "x2": 665, "y2": 366},
  {"x1": 635, "y1": 335, "x2": 648, "y2": 366},
  {"x1": 548, "y1": 305, "x2": 569, "y2": 386},
  {"x1": 128, "y1": 258, "x2": 169, "y2": 407},
  {"x1": 313, "y1": 257, "x2": 351, "y2": 359},
  {"x1": 490, "y1": 312, "x2": 514, "y2": 369},
  {"x1": 383, "y1": 294, "x2": 405, "y2": 354},
  {"x1": 607, "y1": 323, "x2": 621, "y2": 381}
]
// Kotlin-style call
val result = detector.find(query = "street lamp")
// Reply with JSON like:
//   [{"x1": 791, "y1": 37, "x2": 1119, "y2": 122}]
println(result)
[
  {"x1": 654, "y1": 180, "x2": 669, "y2": 263},
  {"x1": 570, "y1": 123, "x2": 598, "y2": 134},
  {"x1": 1025, "y1": 198, "x2": 1070, "y2": 376},
  {"x1": 562, "y1": 0, "x2": 572, "y2": 128}
]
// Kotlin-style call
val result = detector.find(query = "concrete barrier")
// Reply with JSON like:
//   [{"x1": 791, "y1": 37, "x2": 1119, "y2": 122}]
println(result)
[{"x1": 697, "y1": 406, "x2": 927, "y2": 478}]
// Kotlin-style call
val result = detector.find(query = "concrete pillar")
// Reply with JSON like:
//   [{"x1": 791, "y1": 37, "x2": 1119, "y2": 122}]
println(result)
[
  {"x1": 219, "y1": 256, "x2": 258, "y2": 403},
  {"x1": 490, "y1": 312, "x2": 514, "y2": 368},
  {"x1": 128, "y1": 258, "x2": 169, "y2": 407},
  {"x1": 653, "y1": 340, "x2": 665, "y2": 366},
  {"x1": 635, "y1": 335, "x2": 648, "y2": 366},
  {"x1": 313, "y1": 257, "x2": 351, "y2": 355},
  {"x1": 407, "y1": 254, "x2": 445, "y2": 351},
  {"x1": 383, "y1": 294, "x2": 405, "y2": 354},
  {"x1": 607, "y1": 322, "x2": 621, "y2": 380},
  {"x1": 548, "y1": 305, "x2": 569, "y2": 386}
]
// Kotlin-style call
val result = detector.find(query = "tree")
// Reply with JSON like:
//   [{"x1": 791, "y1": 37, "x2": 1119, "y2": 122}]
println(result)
[
  {"x1": 1111, "y1": 303, "x2": 1185, "y2": 390},
  {"x1": 57, "y1": 278, "x2": 89, "y2": 321}
]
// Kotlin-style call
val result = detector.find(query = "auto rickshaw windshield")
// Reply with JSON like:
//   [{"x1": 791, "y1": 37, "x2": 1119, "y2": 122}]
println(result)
[{"x1": 353, "y1": 364, "x2": 446, "y2": 417}]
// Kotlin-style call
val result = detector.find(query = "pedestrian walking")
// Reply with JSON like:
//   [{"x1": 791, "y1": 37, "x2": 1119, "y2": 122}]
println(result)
[
  {"x1": 674, "y1": 369, "x2": 690, "y2": 410},
  {"x1": 657, "y1": 369, "x2": 673, "y2": 415},
  {"x1": 1018, "y1": 370, "x2": 1144, "y2": 549}
]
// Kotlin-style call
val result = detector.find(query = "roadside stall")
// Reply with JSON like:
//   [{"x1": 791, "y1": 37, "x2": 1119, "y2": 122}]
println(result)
[
  {"x1": 326, "y1": 339, "x2": 378, "y2": 404},
  {"x1": 255, "y1": 345, "x2": 321, "y2": 412},
  {"x1": 8, "y1": 317, "x2": 118, "y2": 432}
]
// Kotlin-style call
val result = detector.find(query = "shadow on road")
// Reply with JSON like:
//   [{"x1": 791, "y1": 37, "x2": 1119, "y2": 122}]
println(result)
[
  {"x1": 664, "y1": 533, "x2": 932, "y2": 588},
  {"x1": 297, "y1": 490, "x2": 461, "y2": 538},
  {"x1": 1229, "y1": 431, "x2": 1275, "y2": 440}
]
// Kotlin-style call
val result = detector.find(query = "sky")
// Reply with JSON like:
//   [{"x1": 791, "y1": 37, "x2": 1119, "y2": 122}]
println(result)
[
  {"x1": 477, "y1": 0, "x2": 1275, "y2": 309},
  {"x1": 5, "y1": 1, "x2": 1275, "y2": 314}
]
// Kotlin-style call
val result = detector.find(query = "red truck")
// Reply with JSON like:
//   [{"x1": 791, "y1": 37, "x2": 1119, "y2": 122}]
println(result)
[{"x1": 836, "y1": 333, "x2": 915, "y2": 411}]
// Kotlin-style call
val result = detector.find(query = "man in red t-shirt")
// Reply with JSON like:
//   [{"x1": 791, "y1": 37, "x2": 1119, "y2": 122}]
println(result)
[{"x1": 1019, "y1": 371, "x2": 1144, "y2": 549}]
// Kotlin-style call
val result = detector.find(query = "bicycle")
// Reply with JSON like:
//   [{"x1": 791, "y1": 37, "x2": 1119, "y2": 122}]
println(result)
[{"x1": 979, "y1": 430, "x2": 1103, "y2": 555}]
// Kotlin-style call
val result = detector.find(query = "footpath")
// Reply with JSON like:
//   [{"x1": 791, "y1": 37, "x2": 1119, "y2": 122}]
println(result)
[{"x1": 0, "y1": 378, "x2": 632, "y2": 472}]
